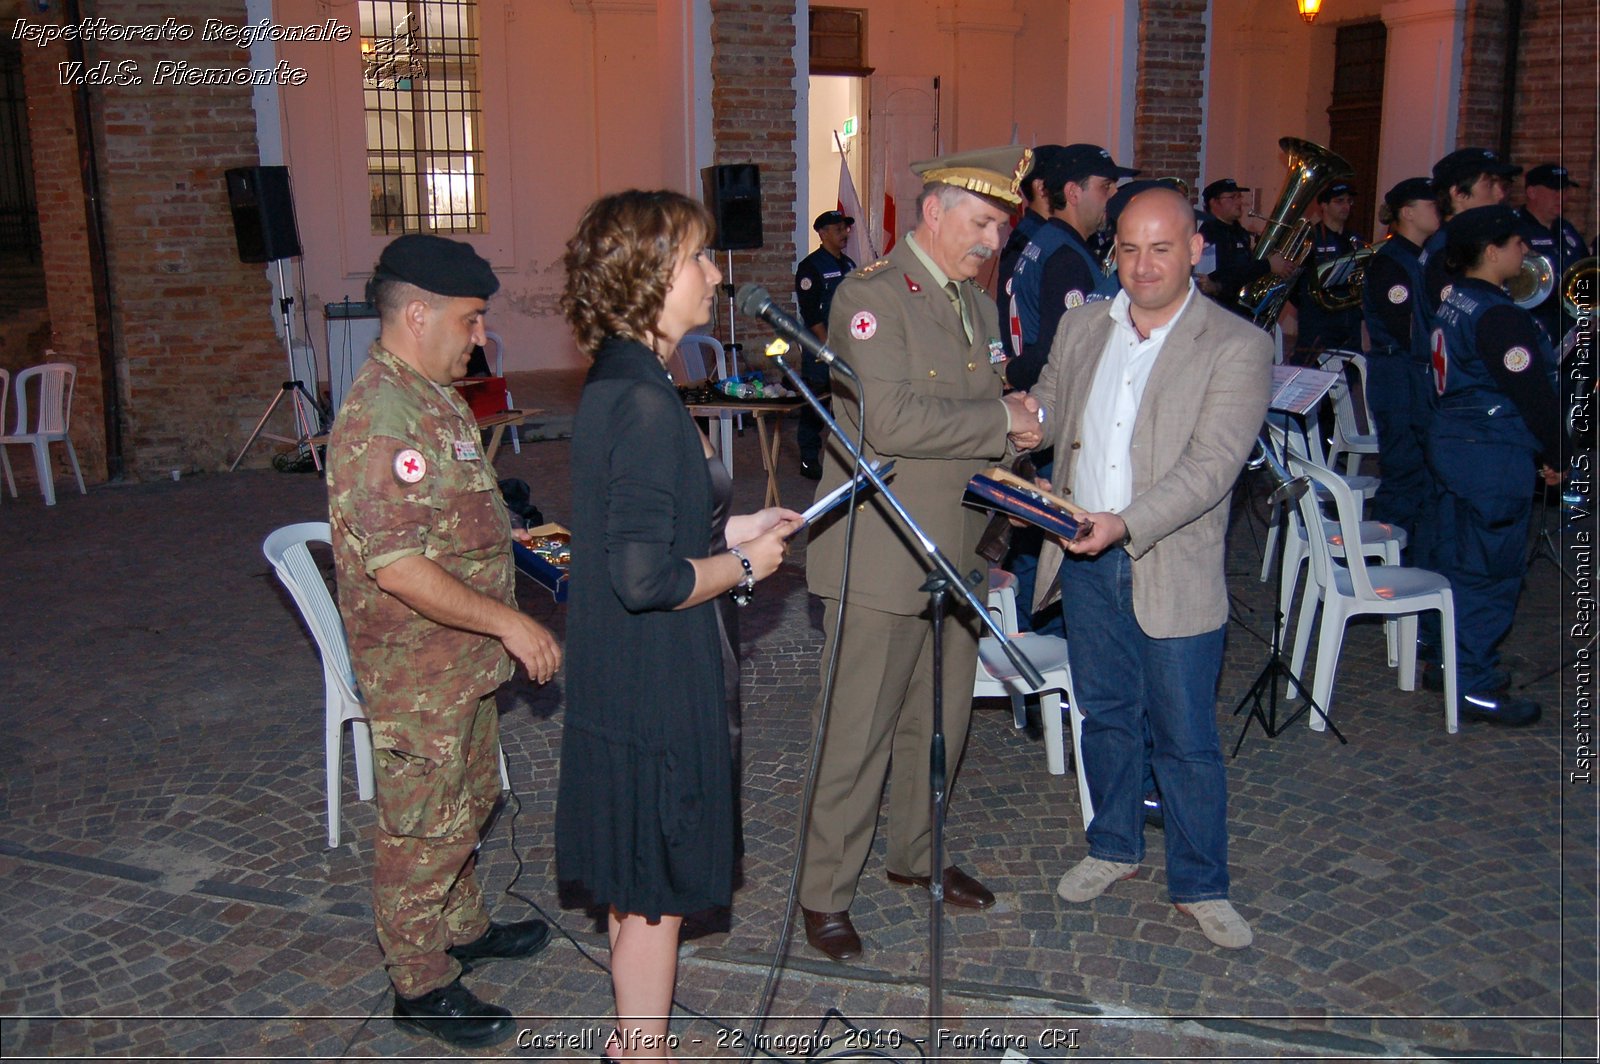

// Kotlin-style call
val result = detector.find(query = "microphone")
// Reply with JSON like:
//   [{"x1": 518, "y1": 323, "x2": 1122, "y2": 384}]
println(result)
[{"x1": 735, "y1": 284, "x2": 852, "y2": 372}]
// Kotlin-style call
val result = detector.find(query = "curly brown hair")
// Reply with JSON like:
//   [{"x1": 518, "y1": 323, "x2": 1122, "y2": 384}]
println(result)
[{"x1": 560, "y1": 189, "x2": 715, "y2": 355}]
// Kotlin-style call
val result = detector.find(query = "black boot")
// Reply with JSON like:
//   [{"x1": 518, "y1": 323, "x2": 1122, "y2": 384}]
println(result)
[
  {"x1": 393, "y1": 978, "x2": 513, "y2": 1049},
  {"x1": 447, "y1": 918, "x2": 552, "y2": 971}
]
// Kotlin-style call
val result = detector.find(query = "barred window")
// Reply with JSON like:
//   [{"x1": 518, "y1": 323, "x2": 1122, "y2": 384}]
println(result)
[{"x1": 360, "y1": 1, "x2": 485, "y2": 234}]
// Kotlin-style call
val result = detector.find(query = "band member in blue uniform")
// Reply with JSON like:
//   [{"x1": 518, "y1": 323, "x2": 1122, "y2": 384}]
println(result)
[
  {"x1": 1006, "y1": 144, "x2": 1138, "y2": 390},
  {"x1": 996, "y1": 144, "x2": 1065, "y2": 358},
  {"x1": 1420, "y1": 148, "x2": 1521, "y2": 312},
  {"x1": 1292, "y1": 180, "x2": 1366, "y2": 360},
  {"x1": 795, "y1": 210, "x2": 858, "y2": 479},
  {"x1": 1361, "y1": 177, "x2": 1440, "y2": 562},
  {"x1": 1197, "y1": 178, "x2": 1291, "y2": 319},
  {"x1": 1428, "y1": 205, "x2": 1571, "y2": 726},
  {"x1": 1515, "y1": 163, "x2": 1591, "y2": 346}
]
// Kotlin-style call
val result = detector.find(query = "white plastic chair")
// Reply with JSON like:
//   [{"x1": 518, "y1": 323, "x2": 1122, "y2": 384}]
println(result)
[
  {"x1": 1284, "y1": 457, "x2": 1459, "y2": 733},
  {"x1": 479, "y1": 331, "x2": 520, "y2": 455},
  {"x1": 973, "y1": 571, "x2": 1093, "y2": 829},
  {"x1": 263, "y1": 521, "x2": 511, "y2": 847},
  {"x1": 0, "y1": 362, "x2": 87, "y2": 506},
  {"x1": 1318, "y1": 350, "x2": 1379, "y2": 476},
  {"x1": 1278, "y1": 492, "x2": 1410, "y2": 668},
  {"x1": 1260, "y1": 417, "x2": 1380, "y2": 582},
  {"x1": 674, "y1": 333, "x2": 735, "y2": 476}
]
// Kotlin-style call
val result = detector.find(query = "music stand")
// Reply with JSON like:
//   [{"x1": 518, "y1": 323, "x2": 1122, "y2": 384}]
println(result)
[
  {"x1": 1233, "y1": 366, "x2": 1348, "y2": 752},
  {"x1": 230, "y1": 258, "x2": 325, "y2": 472}
]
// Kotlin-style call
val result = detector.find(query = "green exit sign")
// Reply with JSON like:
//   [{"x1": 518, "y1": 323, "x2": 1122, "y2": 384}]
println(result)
[{"x1": 842, "y1": 117, "x2": 856, "y2": 137}]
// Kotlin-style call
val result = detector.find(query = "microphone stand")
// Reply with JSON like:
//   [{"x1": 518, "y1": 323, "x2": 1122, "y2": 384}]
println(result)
[{"x1": 758, "y1": 332, "x2": 1042, "y2": 1055}]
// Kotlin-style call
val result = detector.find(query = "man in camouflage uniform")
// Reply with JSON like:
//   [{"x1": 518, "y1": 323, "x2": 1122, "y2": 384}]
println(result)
[{"x1": 327, "y1": 234, "x2": 562, "y2": 1050}]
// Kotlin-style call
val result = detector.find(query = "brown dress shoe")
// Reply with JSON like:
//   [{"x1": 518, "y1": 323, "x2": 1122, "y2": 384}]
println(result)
[
  {"x1": 801, "y1": 908, "x2": 862, "y2": 961},
  {"x1": 886, "y1": 865, "x2": 996, "y2": 910}
]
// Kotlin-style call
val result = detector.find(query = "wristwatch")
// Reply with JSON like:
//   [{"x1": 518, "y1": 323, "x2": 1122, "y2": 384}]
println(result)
[{"x1": 728, "y1": 546, "x2": 756, "y2": 606}]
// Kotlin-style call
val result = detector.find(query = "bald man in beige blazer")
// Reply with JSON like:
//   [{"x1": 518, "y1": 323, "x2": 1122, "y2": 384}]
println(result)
[{"x1": 1031, "y1": 187, "x2": 1270, "y2": 950}]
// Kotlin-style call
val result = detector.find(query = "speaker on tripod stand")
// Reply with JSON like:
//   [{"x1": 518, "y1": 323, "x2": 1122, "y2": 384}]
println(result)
[
  {"x1": 701, "y1": 164, "x2": 763, "y2": 385},
  {"x1": 225, "y1": 165, "x2": 327, "y2": 472}
]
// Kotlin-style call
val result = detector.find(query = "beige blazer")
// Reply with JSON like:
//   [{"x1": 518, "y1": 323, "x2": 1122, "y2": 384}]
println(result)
[
  {"x1": 1031, "y1": 290, "x2": 1272, "y2": 638},
  {"x1": 805, "y1": 239, "x2": 1012, "y2": 616}
]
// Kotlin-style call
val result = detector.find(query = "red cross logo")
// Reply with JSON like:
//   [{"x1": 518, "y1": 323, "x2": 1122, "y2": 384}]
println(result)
[
  {"x1": 850, "y1": 311, "x2": 877, "y2": 340},
  {"x1": 394, "y1": 448, "x2": 427, "y2": 484}
]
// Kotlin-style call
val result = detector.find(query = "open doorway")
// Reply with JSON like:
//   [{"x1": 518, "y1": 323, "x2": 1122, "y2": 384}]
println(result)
[{"x1": 807, "y1": 75, "x2": 870, "y2": 264}]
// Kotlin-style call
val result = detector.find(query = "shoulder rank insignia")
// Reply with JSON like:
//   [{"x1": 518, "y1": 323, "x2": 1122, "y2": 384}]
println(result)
[{"x1": 858, "y1": 258, "x2": 892, "y2": 275}]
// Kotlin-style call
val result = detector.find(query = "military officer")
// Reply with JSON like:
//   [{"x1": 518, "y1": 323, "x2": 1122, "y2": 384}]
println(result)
[
  {"x1": 328, "y1": 235, "x2": 563, "y2": 1049},
  {"x1": 1428, "y1": 205, "x2": 1571, "y2": 725},
  {"x1": 795, "y1": 210, "x2": 859, "y2": 479},
  {"x1": 800, "y1": 145, "x2": 1043, "y2": 962}
]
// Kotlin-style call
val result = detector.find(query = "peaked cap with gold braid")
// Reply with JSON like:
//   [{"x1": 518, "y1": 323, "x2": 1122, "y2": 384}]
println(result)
[{"x1": 911, "y1": 145, "x2": 1032, "y2": 207}]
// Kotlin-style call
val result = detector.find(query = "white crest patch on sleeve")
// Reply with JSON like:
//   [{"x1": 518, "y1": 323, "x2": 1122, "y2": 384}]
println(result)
[
  {"x1": 394, "y1": 448, "x2": 427, "y2": 483},
  {"x1": 799, "y1": 276, "x2": 813, "y2": 291},
  {"x1": 1065, "y1": 290, "x2": 1085, "y2": 309},
  {"x1": 849, "y1": 311, "x2": 877, "y2": 340},
  {"x1": 1502, "y1": 346, "x2": 1532, "y2": 373},
  {"x1": 1388, "y1": 284, "x2": 1408, "y2": 304}
]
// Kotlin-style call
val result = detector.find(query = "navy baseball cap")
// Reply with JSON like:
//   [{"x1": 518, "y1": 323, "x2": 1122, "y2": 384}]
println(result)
[
  {"x1": 1202, "y1": 178, "x2": 1243, "y2": 204},
  {"x1": 813, "y1": 209, "x2": 854, "y2": 230},
  {"x1": 1056, "y1": 143, "x2": 1140, "y2": 186},
  {"x1": 1383, "y1": 177, "x2": 1434, "y2": 212},
  {"x1": 1432, "y1": 147, "x2": 1521, "y2": 189},
  {"x1": 1525, "y1": 163, "x2": 1581, "y2": 189},
  {"x1": 1448, "y1": 204, "x2": 1521, "y2": 246},
  {"x1": 1317, "y1": 181, "x2": 1356, "y2": 203}
]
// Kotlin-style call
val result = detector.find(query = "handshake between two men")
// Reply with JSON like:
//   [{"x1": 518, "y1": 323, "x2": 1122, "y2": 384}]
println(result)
[{"x1": 997, "y1": 388, "x2": 1129, "y2": 559}]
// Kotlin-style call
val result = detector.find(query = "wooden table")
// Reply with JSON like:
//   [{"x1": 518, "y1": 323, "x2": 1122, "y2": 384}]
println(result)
[
  {"x1": 686, "y1": 398, "x2": 806, "y2": 507},
  {"x1": 309, "y1": 407, "x2": 543, "y2": 465}
]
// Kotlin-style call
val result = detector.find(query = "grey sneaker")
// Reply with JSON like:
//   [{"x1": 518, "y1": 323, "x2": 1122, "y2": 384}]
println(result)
[
  {"x1": 1175, "y1": 899, "x2": 1253, "y2": 949},
  {"x1": 1056, "y1": 856, "x2": 1138, "y2": 902}
]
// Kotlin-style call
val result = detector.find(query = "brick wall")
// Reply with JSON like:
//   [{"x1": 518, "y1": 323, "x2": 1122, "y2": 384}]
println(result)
[
  {"x1": 21, "y1": 36, "x2": 107, "y2": 479},
  {"x1": 1134, "y1": 0, "x2": 1208, "y2": 194},
  {"x1": 709, "y1": 0, "x2": 798, "y2": 332},
  {"x1": 25, "y1": 1, "x2": 285, "y2": 479},
  {"x1": 1455, "y1": 0, "x2": 1509, "y2": 149},
  {"x1": 1510, "y1": 0, "x2": 1598, "y2": 238}
]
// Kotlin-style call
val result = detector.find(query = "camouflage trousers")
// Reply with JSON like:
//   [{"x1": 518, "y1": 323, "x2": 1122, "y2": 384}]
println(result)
[{"x1": 369, "y1": 690, "x2": 503, "y2": 998}]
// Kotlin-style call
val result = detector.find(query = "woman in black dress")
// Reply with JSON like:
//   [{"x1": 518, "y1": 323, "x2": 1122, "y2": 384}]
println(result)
[{"x1": 557, "y1": 190, "x2": 800, "y2": 1058}]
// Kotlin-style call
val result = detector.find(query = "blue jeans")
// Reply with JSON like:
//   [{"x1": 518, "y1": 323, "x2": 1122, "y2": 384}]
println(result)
[{"x1": 1059, "y1": 548, "x2": 1230, "y2": 902}]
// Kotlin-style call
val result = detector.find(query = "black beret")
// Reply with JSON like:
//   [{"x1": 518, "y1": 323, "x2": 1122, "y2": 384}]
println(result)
[{"x1": 371, "y1": 235, "x2": 500, "y2": 299}]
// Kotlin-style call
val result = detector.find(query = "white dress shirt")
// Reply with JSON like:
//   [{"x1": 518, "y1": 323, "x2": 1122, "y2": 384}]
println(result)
[{"x1": 1074, "y1": 283, "x2": 1198, "y2": 513}]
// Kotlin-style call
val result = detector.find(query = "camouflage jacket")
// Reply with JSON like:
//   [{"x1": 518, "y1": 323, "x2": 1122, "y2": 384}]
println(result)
[{"x1": 327, "y1": 344, "x2": 514, "y2": 716}]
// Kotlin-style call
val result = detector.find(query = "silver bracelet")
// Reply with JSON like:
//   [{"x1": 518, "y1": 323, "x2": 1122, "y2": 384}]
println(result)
[{"x1": 728, "y1": 546, "x2": 755, "y2": 607}]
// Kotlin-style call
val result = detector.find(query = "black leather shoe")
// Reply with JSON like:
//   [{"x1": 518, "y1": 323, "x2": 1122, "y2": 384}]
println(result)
[
  {"x1": 393, "y1": 978, "x2": 513, "y2": 1049},
  {"x1": 447, "y1": 918, "x2": 551, "y2": 971},
  {"x1": 887, "y1": 865, "x2": 995, "y2": 910},
  {"x1": 800, "y1": 458, "x2": 823, "y2": 481},
  {"x1": 1460, "y1": 690, "x2": 1540, "y2": 727},
  {"x1": 802, "y1": 908, "x2": 862, "y2": 961}
]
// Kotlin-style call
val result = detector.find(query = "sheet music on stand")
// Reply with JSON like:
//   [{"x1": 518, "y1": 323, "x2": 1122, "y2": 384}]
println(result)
[{"x1": 1268, "y1": 364, "x2": 1341, "y2": 415}]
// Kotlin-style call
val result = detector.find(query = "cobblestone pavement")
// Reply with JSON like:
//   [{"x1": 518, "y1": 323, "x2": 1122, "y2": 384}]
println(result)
[{"x1": 0, "y1": 378, "x2": 1594, "y2": 1062}]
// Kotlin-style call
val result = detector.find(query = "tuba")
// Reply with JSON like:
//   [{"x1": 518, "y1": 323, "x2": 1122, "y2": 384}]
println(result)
[
  {"x1": 1238, "y1": 137, "x2": 1356, "y2": 329},
  {"x1": 1561, "y1": 255, "x2": 1597, "y2": 319},
  {"x1": 1311, "y1": 243, "x2": 1376, "y2": 311},
  {"x1": 1507, "y1": 252, "x2": 1556, "y2": 309}
]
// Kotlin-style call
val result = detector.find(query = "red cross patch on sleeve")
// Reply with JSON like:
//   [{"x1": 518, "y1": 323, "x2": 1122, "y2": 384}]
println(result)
[{"x1": 394, "y1": 448, "x2": 427, "y2": 484}]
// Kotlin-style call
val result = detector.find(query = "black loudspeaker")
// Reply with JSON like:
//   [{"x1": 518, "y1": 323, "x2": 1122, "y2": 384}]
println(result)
[
  {"x1": 701, "y1": 163, "x2": 763, "y2": 250},
  {"x1": 225, "y1": 165, "x2": 303, "y2": 263}
]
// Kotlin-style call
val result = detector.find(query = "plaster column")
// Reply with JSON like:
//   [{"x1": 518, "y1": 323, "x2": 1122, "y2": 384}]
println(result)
[
  {"x1": 1064, "y1": 0, "x2": 1138, "y2": 162},
  {"x1": 1377, "y1": 0, "x2": 1467, "y2": 197},
  {"x1": 658, "y1": 0, "x2": 715, "y2": 193}
]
